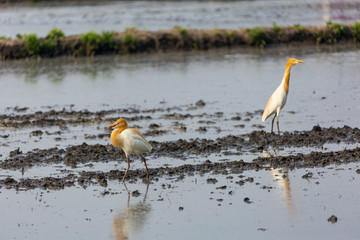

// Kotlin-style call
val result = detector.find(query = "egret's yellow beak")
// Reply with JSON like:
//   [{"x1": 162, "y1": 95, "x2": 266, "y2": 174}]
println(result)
[
  {"x1": 295, "y1": 59, "x2": 305, "y2": 63},
  {"x1": 107, "y1": 123, "x2": 116, "y2": 129}
]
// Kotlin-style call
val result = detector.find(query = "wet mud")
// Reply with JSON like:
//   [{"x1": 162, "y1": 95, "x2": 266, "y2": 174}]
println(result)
[{"x1": 0, "y1": 107, "x2": 359, "y2": 190}]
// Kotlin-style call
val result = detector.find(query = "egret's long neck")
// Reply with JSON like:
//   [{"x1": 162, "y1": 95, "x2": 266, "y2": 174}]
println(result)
[
  {"x1": 281, "y1": 64, "x2": 292, "y2": 94},
  {"x1": 110, "y1": 126, "x2": 127, "y2": 148},
  {"x1": 116, "y1": 125, "x2": 127, "y2": 133}
]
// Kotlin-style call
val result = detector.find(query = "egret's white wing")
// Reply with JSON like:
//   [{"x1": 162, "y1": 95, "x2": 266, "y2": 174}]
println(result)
[
  {"x1": 262, "y1": 86, "x2": 287, "y2": 121},
  {"x1": 119, "y1": 129, "x2": 152, "y2": 156}
]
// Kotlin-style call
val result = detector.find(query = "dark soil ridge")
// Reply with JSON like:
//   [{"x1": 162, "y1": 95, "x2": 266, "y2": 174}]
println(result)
[
  {"x1": 1, "y1": 146, "x2": 359, "y2": 190},
  {"x1": 0, "y1": 103, "x2": 210, "y2": 129},
  {"x1": 2, "y1": 126, "x2": 359, "y2": 170},
  {"x1": 0, "y1": 108, "x2": 153, "y2": 129},
  {"x1": 254, "y1": 147, "x2": 360, "y2": 169},
  {"x1": 1, "y1": 24, "x2": 359, "y2": 60}
]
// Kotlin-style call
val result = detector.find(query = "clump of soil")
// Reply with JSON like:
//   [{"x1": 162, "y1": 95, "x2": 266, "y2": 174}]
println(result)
[{"x1": 328, "y1": 215, "x2": 338, "y2": 224}]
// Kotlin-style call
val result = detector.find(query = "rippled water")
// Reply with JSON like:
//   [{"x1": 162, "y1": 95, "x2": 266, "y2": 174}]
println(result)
[
  {"x1": 0, "y1": 44, "x2": 359, "y2": 240},
  {"x1": 0, "y1": 45, "x2": 359, "y2": 128},
  {"x1": 2, "y1": 164, "x2": 360, "y2": 240},
  {"x1": 1, "y1": 0, "x2": 360, "y2": 37},
  {"x1": 1, "y1": 1, "x2": 360, "y2": 240}
]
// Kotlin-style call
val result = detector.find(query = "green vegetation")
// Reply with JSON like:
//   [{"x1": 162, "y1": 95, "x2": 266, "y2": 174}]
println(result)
[
  {"x1": 292, "y1": 24, "x2": 306, "y2": 32},
  {"x1": 122, "y1": 27, "x2": 139, "y2": 52},
  {"x1": 226, "y1": 30, "x2": 235, "y2": 42},
  {"x1": 314, "y1": 30, "x2": 326, "y2": 43},
  {"x1": 80, "y1": 30, "x2": 119, "y2": 55},
  {"x1": 125, "y1": 26, "x2": 138, "y2": 32},
  {"x1": 15, "y1": 28, "x2": 66, "y2": 57},
  {"x1": 272, "y1": 22, "x2": 283, "y2": 35},
  {"x1": 42, "y1": 28, "x2": 65, "y2": 56},
  {"x1": 215, "y1": 31, "x2": 222, "y2": 37},
  {"x1": 173, "y1": 26, "x2": 188, "y2": 36},
  {"x1": 123, "y1": 33, "x2": 139, "y2": 52},
  {"x1": 22, "y1": 34, "x2": 41, "y2": 56},
  {"x1": 326, "y1": 21, "x2": 348, "y2": 41},
  {"x1": 100, "y1": 31, "x2": 117, "y2": 51},
  {"x1": 226, "y1": 30, "x2": 234, "y2": 38},
  {"x1": 80, "y1": 31, "x2": 101, "y2": 55},
  {"x1": 247, "y1": 27, "x2": 267, "y2": 47},
  {"x1": 351, "y1": 21, "x2": 360, "y2": 42},
  {"x1": 3, "y1": 23, "x2": 360, "y2": 59},
  {"x1": 46, "y1": 28, "x2": 65, "y2": 40}
]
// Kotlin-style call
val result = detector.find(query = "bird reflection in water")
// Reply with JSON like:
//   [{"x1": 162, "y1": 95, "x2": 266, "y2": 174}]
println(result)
[
  {"x1": 112, "y1": 183, "x2": 152, "y2": 240},
  {"x1": 263, "y1": 146, "x2": 295, "y2": 220}
]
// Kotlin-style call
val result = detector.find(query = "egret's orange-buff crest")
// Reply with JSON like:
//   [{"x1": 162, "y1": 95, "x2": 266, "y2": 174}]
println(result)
[
  {"x1": 107, "y1": 118, "x2": 152, "y2": 181},
  {"x1": 262, "y1": 58, "x2": 304, "y2": 134}
]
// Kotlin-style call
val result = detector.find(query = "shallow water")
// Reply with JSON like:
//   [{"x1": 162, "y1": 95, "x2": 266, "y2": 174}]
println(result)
[
  {"x1": 0, "y1": 44, "x2": 359, "y2": 129},
  {"x1": 2, "y1": 163, "x2": 360, "y2": 240},
  {"x1": 1, "y1": 1, "x2": 360, "y2": 236},
  {"x1": 0, "y1": 44, "x2": 359, "y2": 239},
  {"x1": 1, "y1": 0, "x2": 360, "y2": 38}
]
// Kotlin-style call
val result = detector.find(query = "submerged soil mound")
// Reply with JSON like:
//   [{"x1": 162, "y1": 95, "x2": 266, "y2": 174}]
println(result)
[{"x1": 1, "y1": 123, "x2": 359, "y2": 190}]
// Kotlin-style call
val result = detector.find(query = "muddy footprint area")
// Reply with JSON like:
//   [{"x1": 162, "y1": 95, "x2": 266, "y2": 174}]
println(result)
[{"x1": 0, "y1": 104, "x2": 359, "y2": 190}]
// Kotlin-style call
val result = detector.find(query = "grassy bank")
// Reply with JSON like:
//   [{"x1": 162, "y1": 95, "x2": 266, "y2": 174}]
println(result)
[{"x1": 1, "y1": 22, "x2": 360, "y2": 60}]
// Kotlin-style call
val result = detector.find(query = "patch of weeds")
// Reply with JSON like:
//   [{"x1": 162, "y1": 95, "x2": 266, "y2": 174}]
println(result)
[
  {"x1": 42, "y1": 40, "x2": 56, "y2": 55},
  {"x1": 226, "y1": 30, "x2": 234, "y2": 38},
  {"x1": 326, "y1": 21, "x2": 348, "y2": 41},
  {"x1": 100, "y1": 31, "x2": 117, "y2": 52},
  {"x1": 247, "y1": 27, "x2": 267, "y2": 47},
  {"x1": 174, "y1": 26, "x2": 188, "y2": 36},
  {"x1": 125, "y1": 26, "x2": 138, "y2": 32},
  {"x1": 314, "y1": 30, "x2": 326, "y2": 43},
  {"x1": 192, "y1": 42, "x2": 198, "y2": 50},
  {"x1": 226, "y1": 30, "x2": 235, "y2": 42},
  {"x1": 123, "y1": 33, "x2": 139, "y2": 52},
  {"x1": 123, "y1": 27, "x2": 140, "y2": 52},
  {"x1": 42, "y1": 28, "x2": 65, "y2": 56},
  {"x1": 46, "y1": 28, "x2": 65, "y2": 40},
  {"x1": 272, "y1": 22, "x2": 283, "y2": 35},
  {"x1": 80, "y1": 31, "x2": 101, "y2": 55},
  {"x1": 22, "y1": 34, "x2": 41, "y2": 56},
  {"x1": 351, "y1": 21, "x2": 360, "y2": 42},
  {"x1": 292, "y1": 24, "x2": 306, "y2": 32}
]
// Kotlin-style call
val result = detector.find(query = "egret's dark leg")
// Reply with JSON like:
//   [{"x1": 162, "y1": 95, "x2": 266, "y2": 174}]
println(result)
[
  {"x1": 140, "y1": 155, "x2": 149, "y2": 179},
  {"x1": 276, "y1": 114, "x2": 280, "y2": 134},
  {"x1": 122, "y1": 156, "x2": 130, "y2": 182},
  {"x1": 271, "y1": 114, "x2": 276, "y2": 133}
]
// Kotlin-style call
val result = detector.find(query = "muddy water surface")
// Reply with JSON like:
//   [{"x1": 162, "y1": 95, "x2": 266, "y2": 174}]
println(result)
[{"x1": 0, "y1": 44, "x2": 360, "y2": 239}]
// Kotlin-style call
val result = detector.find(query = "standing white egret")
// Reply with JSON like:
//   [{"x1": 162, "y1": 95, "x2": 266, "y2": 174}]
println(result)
[
  {"x1": 262, "y1": 58, "x2": 304, "y2": 134},
  {"x1": 107, "y1": 118, "x2": 152, "y2": 181}
]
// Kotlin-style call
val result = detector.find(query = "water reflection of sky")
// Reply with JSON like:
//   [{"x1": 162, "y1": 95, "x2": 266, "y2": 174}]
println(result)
[
  {"x1": 0, "y1": 45, "x2": 359, "y2": 131},
  {"x1": 0, "y1": 2, "x2": 359, "y2": 239},
  {"x1": 0, "y1": 0, "x2": 360, "y2": 37}
]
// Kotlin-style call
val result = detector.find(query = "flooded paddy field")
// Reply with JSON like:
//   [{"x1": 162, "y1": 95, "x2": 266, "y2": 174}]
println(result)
[
  {"x1": 0, "y1": 43, "x2": 359, "y2": 239},
  {"x1": 1, "y1": 0, "x2": 360, "y2": 38}
]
